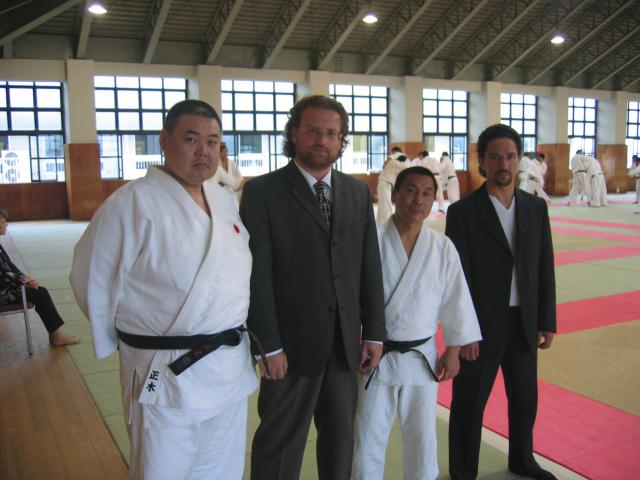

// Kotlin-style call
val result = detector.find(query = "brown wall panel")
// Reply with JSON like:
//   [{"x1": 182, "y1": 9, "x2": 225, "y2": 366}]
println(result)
[
  {"x1": 102, "y1": 180, "x2": 128, "y2": 201},
  {"x1": 538, "y1": 144, "x2": 570, "y2": 195},
  {"x1": 0, "y1": 183, "x2": 68, "y2": 220},
  {"x1": 65, "y1": 143, "x2": 102, "y2": 220}
]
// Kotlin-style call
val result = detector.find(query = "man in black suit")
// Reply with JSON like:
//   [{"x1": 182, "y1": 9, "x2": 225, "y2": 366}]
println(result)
[
  {"x1": 240, "y1": 95, "x2": 386, "y2": 480},
  {"x1": 446, "y1": 124, "x2": 557, "y2": 480}
]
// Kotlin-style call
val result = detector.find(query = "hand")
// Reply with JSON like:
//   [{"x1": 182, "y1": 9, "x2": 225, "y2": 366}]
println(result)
[
  {"x1": 459, "y1": 342, "x2": 480, "y2": 361},
  {"x1": 436, "y1": 346, "x2": 461, "y2": 381},
  {"x1": 538, "y1": 331, "x2": 555, "y2": 349},
  {"x1": 21, "y1": 274, "x2": 38, "y2": 288},
  {"x1": 258, "y1": 351, "x2": 288, "y2": 380},
  {"x1": 359, "y1": 341, "x2": 383, "y2": 373}
]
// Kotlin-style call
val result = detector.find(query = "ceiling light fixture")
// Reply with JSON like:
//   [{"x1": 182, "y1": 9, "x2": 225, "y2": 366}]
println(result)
[
  {"x1": 362, "y1": 13, "x2": 378, "y2": 24},
  {"x1": 550, "y1": 34, "x2": 565, "y2": 45},
  {"x1": 87, "y1": 1, "x2": 107, "y2": 15}
]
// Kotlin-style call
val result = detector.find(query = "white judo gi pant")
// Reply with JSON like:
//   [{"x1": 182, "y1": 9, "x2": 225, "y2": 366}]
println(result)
[
  {"x1": 435, "y1": 177, "x2": 446, "y2": 213},
  {"x1": 568, "y1": 172, "x2": 589, "y2": 203},
  {"x1": 589, "y1": 173, "x2": 608, "y2": 207},
  {"x1": 128, "y1": 398, "x2": 248, "y2": 480},
  {"x1": 377, "y1": 180, "x2": 394, "y2": 224},
  {"x1": 445, "y1": 177, "x2": 460, "y2": 204},
  {"x1": 353, "y1": 368, "x2": 439, "y2": 479},
  {"x1": 518, "y1": 172, "x2": 529, "y2": 192}
]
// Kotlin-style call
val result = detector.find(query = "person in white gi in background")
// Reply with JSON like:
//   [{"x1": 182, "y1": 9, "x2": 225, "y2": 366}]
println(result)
[
  {"x1": 353, "y1": 166, "x2": 482, "y2": 480},
  {"x1": 70, "y1": 100, "x2": 258, "y2": 480},
  {"x1": 412, "y1": 151, "x2": 446, "y2": 213},
  {"x1": 213, "y1": 142, "x2": 243, "y2": 193},
  {"x1": 567, "y1": 149, "x2": 590, "y2": 205},
  {"x1": 376, "y1": 146, "x2": 409, "y2": 223},
  {"x1": 517, "y1": 153, "x2": 532, "y2": 192},
  {"x1": 525, "y1": 153, "x2": 550, "y2": 202},
  {"x1": 439, "y1": 151, "x2": 460, "y2": 204},
  {"x1": 585, "y1": 155, "x2": 608, "y2": 207},
  {"x1": 628, "y1": 154, "x2": 640, "y2": 205}
]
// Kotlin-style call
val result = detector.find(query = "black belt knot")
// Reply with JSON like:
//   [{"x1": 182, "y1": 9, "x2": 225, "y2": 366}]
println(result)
[
  {"x1": 116, "y1": 326, "x2": 270, "y2": 377},
  {"x1": 364, "y1": 336, "x2": 438, "y2": 390}
]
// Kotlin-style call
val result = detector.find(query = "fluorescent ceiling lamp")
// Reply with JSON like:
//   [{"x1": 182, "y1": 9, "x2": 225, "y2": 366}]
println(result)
[
  {"x1": 363, "y1": 13, "x2": 378, "y2": 24},
  {"x1": 87, "y1": 1, "x2": 107, "y2": 15},
  {"x1": 550, "y1": 34, "x2": 565, "y2": 45}
]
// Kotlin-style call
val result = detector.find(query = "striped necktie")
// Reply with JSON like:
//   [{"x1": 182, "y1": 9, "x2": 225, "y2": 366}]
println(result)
[{"x1": 314, "y1": 181, "x2": 332, "y2": 227}]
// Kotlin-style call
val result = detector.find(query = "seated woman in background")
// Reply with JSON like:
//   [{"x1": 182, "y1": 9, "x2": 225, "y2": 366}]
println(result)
[{"x1": 0, "y1": 208, "x2": 79, "y2": 346}]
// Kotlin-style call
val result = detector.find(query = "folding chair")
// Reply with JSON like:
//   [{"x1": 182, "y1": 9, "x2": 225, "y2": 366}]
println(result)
[{"x1": 0, "y1": 284, "x2": 33, "y2": 355}]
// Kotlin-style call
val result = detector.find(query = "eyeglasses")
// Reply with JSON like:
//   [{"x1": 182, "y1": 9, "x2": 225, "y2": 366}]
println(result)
[{"x1": 300, "y1": 125, "x2": 343, "y2": 141}]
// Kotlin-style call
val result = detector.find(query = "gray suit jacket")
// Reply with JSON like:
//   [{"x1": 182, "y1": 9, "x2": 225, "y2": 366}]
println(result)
[
  {"x1": 240, "y1": 161, "x2": 386, "y2": 376},
  {"x1": 445, "y1": 183, "x2": 556, "y2": 357}
]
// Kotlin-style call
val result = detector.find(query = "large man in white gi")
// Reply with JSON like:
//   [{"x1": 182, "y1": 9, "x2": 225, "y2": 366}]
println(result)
[
  {"x1": 567, "y1": 150, "x2": 590, "y2": 205},
  {"x1": 353, "y1": 166, "x2": 481, "y2": 480},
  {"x1": 70, "y1": 100, "x2": 257, "y2": 480},
  {"x1": 586, "y1": 155, "x2": 608, "y2": 207}
]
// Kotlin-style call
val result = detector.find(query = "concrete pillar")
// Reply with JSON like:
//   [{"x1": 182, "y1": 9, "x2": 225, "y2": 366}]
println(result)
[{"x1": 192, "y1": 65, "x2": 223, "y2": 113}]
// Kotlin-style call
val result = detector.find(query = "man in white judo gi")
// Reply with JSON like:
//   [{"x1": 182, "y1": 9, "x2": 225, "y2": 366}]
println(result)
[
  {"x1": 352, "y1": 166, "x2": 482, "y2": 480},
  {"x1": 376, "y1": 146, "x2": 409, "y2": 223},
  {"x1": 627, "y1": 154, "x2": 639, "y2": 204},
  {"x1": 70, "y1": 100, "x2": 258, "y2": 480},
  {"x1": 439, "y1": 151, "x2": 460, "y2": 204},
  {"x1": 525, "y1": 153, "x2": 550, "y2": 202},
  {"x1": 586, "y1": 155, "x2": 608, "y2": 207},
  {"x1": 567, "y1": 150, "x2": 590, "y2": 205},
  {"x1": 412, "y1": 151, "x2": 446, "y2": 212},
  {"x1": 517, "y1": 153, "x2": 532, "y2": 192}
]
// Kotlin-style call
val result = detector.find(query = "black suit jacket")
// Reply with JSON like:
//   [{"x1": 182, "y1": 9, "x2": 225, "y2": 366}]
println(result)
[
  {"x1": 240, "y1": 161, "x2": 386, "y2": 376},
  {"x1": 445, "y1": 183, "x2": 556, "y2": 357}
]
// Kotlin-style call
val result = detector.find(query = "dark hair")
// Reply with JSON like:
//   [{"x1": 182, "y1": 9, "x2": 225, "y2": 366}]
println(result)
[
  {"x1": 477, "y1": 124, "x2": 522, "y2": 159},
  {"x1": 576, "y1": 149, "x2": 583, "y2": 154},
  {"x1": 390, "y1": 146, "x2": 403, "y2": 154},
  {"x1": 442, "y1": 152, "x2": 449, "y2": 157},
  {"x1": 423, "y1": 151, "x2": 429, "y2": 157},
  {"x1": 164, "y1": 100, "x2": 221, "y2": 133},
  {"x1": 282, "y1": 95, "x2": 349, "y2": 159},
  {"x1": 394, "y1": 166, "x2": 438, "y2": 195},
  {"x1": 0, "y1": 208, "x2": 8, "y2": 221}
]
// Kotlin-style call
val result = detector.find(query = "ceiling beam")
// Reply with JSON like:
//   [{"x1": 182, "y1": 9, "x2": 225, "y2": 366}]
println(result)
[
  {"x1": 142, "y1": 0, "x2": 173, "y2": 64},
  {"x1": 592, "y1": 50, "x2": 640, "y2": 89},
  {"x1": 203, "y1": 0, "x2": 244, "y2": 65},
  {"x1": 261, "y1": 0, "x2": 312, "y2": 69},
  {"x1": 621, "y1": 72, "x2": 640, "y2": 91},
  {"x1": 411, "y1": 0, "x2": 491, "y2": 76},
  {"x1": 75, "y1": 5, "x2": 92, "y2": 59},
  {"x1": 314, "y1": 0, "x2": 368, "y2": 70},
  {"x1": 0, "y1": 0, "x2": 84, "y2": 48},
  {"x1": 490, "y1": 0, "x2": 591, "y2": 82},
  {"x1": 450, "y1": 0, "x2": 544, "y2": 80},
  {"x1": 526, "y1": 0, "x2": 636, "y2": 85},
  {"x1": 364, "y1": 0, "x2": 436, "y2": 75}
]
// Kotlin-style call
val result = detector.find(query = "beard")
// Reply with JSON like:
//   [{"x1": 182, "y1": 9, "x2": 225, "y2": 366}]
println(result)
[
  {"x1": 296, "y1": 145, "x2": 338, "y2": 170},
  {"x1": 493, "y1": 170, "x2": 513, "y2": 187}
]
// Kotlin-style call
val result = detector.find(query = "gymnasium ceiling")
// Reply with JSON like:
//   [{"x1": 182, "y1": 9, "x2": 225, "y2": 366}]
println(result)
[{"x1": 1, "y1": 0, "x2": 640, "y2": 92}]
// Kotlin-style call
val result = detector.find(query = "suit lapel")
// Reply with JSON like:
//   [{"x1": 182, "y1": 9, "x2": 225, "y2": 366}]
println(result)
[
  {"x1": 286, "y1": 162, "x2": 330, "y2": 235},
  {"x1": 474, "y1": 184, "x2": 511, "y2": 253}
]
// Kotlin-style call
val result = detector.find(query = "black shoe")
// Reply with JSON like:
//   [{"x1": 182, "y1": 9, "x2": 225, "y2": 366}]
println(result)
[{"x1": 510, "y1": 466, "x2": 558, "y2": 480}]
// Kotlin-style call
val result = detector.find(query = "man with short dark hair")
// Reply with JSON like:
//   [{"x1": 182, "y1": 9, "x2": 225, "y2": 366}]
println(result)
[
  {"x1": 240, "y1": 95, "x2": 386, "y2": 480},
  {"x1": 71, "y1": 99, "x2": 257, "y2": 479},
  {"x1": 446, "y1": 124, "x2": 557, "y2": 480}
]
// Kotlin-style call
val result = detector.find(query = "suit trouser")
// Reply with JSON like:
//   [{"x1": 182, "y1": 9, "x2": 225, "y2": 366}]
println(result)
[
  {"x1": 250, "y1": 328, "x2": 358, "y2": 480},
  {"x1": 449, "y1": 309, "x2": 539, "y2": 480},
  {"x1": 24, "y1": 285, "x2": 64, "y2": 333}
]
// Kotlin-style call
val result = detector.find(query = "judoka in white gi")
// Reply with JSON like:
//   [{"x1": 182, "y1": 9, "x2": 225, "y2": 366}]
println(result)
[
  {"x1": 353, "y1": 166, "x2": 481, "y2": 480},
  {"x1": 212, "y1": 142, "x2": 243, "y2": 193},
  {"x1": 412, "y1": 151, "x2": 446, "y2": 212},
  {"x1": 439, "y1": 152, "x2": 460, "y2": 204},
  {"x1": 70, "y1": 100, "x2": 257, "y2": 480},
  {"x1": 586, "y1": 155, "x2": 608, "y2": 207},
  {"x1": 628, "y1": 154, "x2": 640, "y2": 204},
  {"x1": 525, "y1": 153, "x2": 550, "y2": 202},
  {"x1": 517, "y1": 154, "x2": 532, "y2": 192},
  {"x1": 377, "y1": 147, "x2": 409, "y2": 224},
  {"x1": 568, "y1": 150, "x2": 591, "y2": 205}
]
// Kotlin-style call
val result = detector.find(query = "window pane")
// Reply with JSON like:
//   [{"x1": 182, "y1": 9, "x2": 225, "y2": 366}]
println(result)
[
  {"x1": 274, "y1": 82, "x2": 294, "y2": 93},
  {"x1": 423, "y1": 117, "x2": 437, "y2": 132},
  {"x1": 118, "y1": 112, "x2": 140, "y2": 130},
  {"x1": 10, "y1": 88, "x2": 33, "y2": 108},
  {"x1": 512, "y1": 104, "x2": 523, "y2": 119},
  {"x1": 141, "y1": 90, "x2": 162, "y2": 109},
  {"x1": 335, "y1": 84, "x2": 352, "y2": 95},
  {"x1": 629, "y1": 125, "x2": 638, "y2": 137},
  {"x1": 423, "y1": 100, "x2": 437, "y2": 115},
  {"x1": 336, "y1": 96, "x2": 352, "y2": 113},
  {"x1": 38, "y1": 111, "x2": 62, "y2": 130},
  {"x1": 501, "y1": 93, "x2": 511, "y2": 103},
  {"x1": 116, "y1": 77, "x2": 139, "y2": 88},
  {"x1": 235, "y1": 93, "x2": 254, "y2": 111},
  {"x1": 573, "y1": 97, "x2": 584, "y2": 107},
  {"x1": 574, "y1": 123, "x2": 584, "y2": 135},
  {"x1": 439, "y1": 118, "x2": 452, "y2": 133},
  {"x1": 256, "y1": 114, "x2": 274, "y2": 131},
  {"x1": 354, "y1": 97, "x2": 370, "y2": 113},
  {"x1": 629, "y1": 110, "x2": 638, "y2": 123},
  {"x1": 164, "y1": 91, "x2": 185, "y2": 109},
  {"x1": 371, "y1": 116, "x2": 386, "y2": 132},
  {"x1": 254, "y1": 81, "x2": 274, "y2": 93},
  {"x1": 453, "y1": 90, "x2": 466, "y2": 101},
  {"x1": 512, "y1": 94, "x2": 523, "y2": 104},
  {"x1": 276, "y1": 113, "x2": 288, "y2": 131},
  {"x1": 222, "y1": 92, "x2": 233, "y2": 111},
  {"x1": 574, "y1": 108, "x2": 584, "y2": 121},
  {"x1": 439, "y1": 101, "x2": 452, "y2": 116},
  {"x1": 142, "y1": 112, "x2": 163, "y2": 131},
  {"x1": 524, "y1": 105, "x2": 536, "y2": 119},
  {"x1": 118, "y1": 90, "x2": 139, "y2": 109},
  {"x1": 524, "y1": 95, "x2": 536, "y2": 104},
  {"x1": 96, "y1": 111, "x2": 116, "y2": 130},
  {"x1": 438, "y1": 90, "x2": 452, "y2": 100},
  {"x1": 222, "y1": 112, "x2": 233, "y2": 131},
  {"x1": 511, "y1": 120, "x2": 523, "y2": 133},
  {"x1": 585, "y1": 109, "x2": 596, "y2": 122},
  {"x1": 371, "y1": 86, "x2": 386, "y2": 97},
  {"x1": 453, "y1": 101, "x2": 466, "y2": 117},
  {"x1": 255, "y1": 94, "x2": 274, "y2": 111},
  {"x1": 371, "y1": 98, "x2": 386, "y2": 114},
  {"x1": 585, "y1": 98, "x2": 596, "y2": 108},
  {"x1": 36, "y1": 89, "x2": 60, "y2": 108},
  {"x1": 234, "y1": 80, "x2": 253, "y2": 92},
  {"x1": 140, "y1": 77, "x2": 162, "y2": 89},
  {"x1": 164, "y1": 78, "x2": 186, "y2": 90},
  {"x1": 453, "y1": 118, "x2": 467, "y2": 133},
  {"x1": 11, "y1": 111, "x2": 35, "y2": 130},
  {"x1": 501, "y1": 104, "x2": 510, "y2": 119},
  {"x1": 354, "y1": 115, "x2": 370, "y2": 131},
  {"x1": 275, "y1": 94, "x2": 293, "y2": 112},
  {"x1": 524, "y1": 120, "x2": 536, "y2": 135},
  {"x1": 235, "y1": 113, "x2": 254, "y2": 130},
  {"x1": 0, "y1": 112, "x2": 7, "y2": 130},
  {"x1": 585, "y1": 123, "x2": 595, "y2": 136},
  {"x1": 95, "y1": 90, "x2": 115, "y2": 109},
  {"x1": 94, "y1": 76, "x2": 115, "y2": 88},
  {"x1": 423, "y1": 89, "x2": 437, "y2": 99},
  {"x1": 221, "y1": 80, "x2": 233, "y2": 91}
]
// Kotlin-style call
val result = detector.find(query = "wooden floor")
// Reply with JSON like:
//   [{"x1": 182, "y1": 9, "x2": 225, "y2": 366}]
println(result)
[{"x1": 0, "y1": 245, "x2": 127, "y2": 479}]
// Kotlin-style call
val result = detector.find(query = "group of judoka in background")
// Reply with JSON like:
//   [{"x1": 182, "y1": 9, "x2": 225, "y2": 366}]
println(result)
[
  {"x1": 567, "y1": 149, "x2": 609, "y2": 207},
  {"x1": 70, "y1": 97, "x2": 558, "y2": 480},
  {"x1": 376, "y1": 148, "x2": 460, "y2": 224}
]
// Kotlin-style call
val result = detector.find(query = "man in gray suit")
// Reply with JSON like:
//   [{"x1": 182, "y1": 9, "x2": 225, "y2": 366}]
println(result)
[
  {"x1": 446, "y1": 124, "x2": 557, "y2": 480},
  {"x1": 240, "y1": 95, "x2": 386, "y2": 480}
]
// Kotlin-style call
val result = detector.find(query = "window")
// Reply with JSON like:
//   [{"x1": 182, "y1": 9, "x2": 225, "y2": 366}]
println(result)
[
  {"x1": 626, "y1": 100, "x2": 640, "y2": 168},
  {"x1": 330, "y1": 84, "x2": 388, "y2": 172},
  {"x1": 221, "y1": 79, "x2": 294, "y2": 176},
  {"x1": 501, "y1": 93, "x2": 537, "y2": 154},
  {"x1": 568, "y1": 97, "x2": 597, "y2": 158},
  {"x1": 422, "y1": 89, "x2": 468, "y2": 170},
  {"x1": 0, "y1": 81, "x2": 65, "y2": 183},
  {"x1": 94, "y1": 75, "x2": 187, "y2": 179}
]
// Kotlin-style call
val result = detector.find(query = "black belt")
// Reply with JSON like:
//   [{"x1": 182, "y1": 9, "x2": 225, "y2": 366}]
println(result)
[
  {"x1": 364, "y1": 337, "x2": 438, "y2": 390},
  {"x1": 116, "y1": 326, "x2": 270, "y2": 377},
  {"x1": 448, "y1": 175, "x2": 457, "y2": 180},
  {"x1": 575, "y1": 170, "x2": 587, "y2": 173}
]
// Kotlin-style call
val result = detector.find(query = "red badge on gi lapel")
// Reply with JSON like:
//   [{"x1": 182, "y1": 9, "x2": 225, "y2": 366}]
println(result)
[{"x1": 233, "y1": 224, "x2": 240, "y2": 234}]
